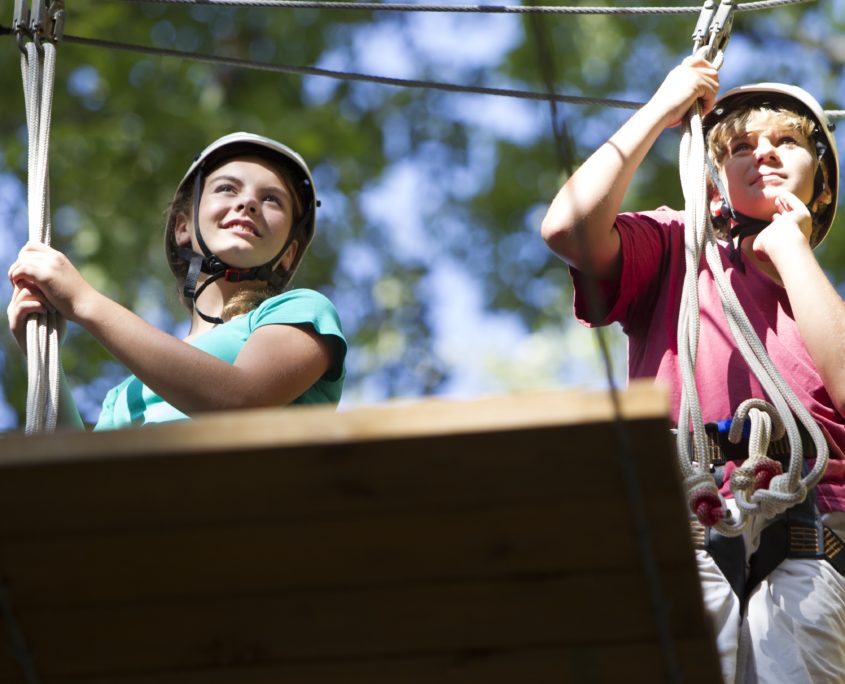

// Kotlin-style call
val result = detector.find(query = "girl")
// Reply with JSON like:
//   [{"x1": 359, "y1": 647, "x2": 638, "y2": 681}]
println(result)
[{"x1": 8, "y1": 132, "x2": 347, "y2": 430}]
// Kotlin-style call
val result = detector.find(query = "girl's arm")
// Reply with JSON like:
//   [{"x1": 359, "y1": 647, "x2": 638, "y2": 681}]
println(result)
[
  {"x1": 755, "y1": 193, "x2": 845, "y2": 416},
  {"x1": 7, "y1": 281, "x2": 84, "y2": 429},
  {"x1": 541, "y1": 55, "x2": 720, "y2": 280},
  {"x1": 9, "y1": 242, "x2": 333, "y2": 415}
]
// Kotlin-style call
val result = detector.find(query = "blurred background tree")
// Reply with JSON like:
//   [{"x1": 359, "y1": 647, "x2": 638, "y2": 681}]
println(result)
[{"x1": 0, "y1": 0, "x2": 843, "y2": 429}]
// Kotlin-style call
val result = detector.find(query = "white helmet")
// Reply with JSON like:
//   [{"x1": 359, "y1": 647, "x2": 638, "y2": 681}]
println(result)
[{"x1": 704, "y1": 83, "x2": 838, "y2": 247}]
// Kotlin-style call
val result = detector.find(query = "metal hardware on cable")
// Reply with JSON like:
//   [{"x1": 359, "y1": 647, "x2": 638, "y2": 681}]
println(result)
[
  {"x1": 704, "y1": 0, "x2": 735, "y2": 60},
  {"x1": 16, "y1": 0, "x2": 64, "y2": 435},
  {"x1": 675, "y1": 0, "x2": 828, "y2": 536}
]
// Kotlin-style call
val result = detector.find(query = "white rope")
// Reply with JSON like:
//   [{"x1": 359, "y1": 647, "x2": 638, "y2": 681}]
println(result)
[
  {"x1": 676, "y1": 43, "x2": 828, "y2": 535},
  {"x1": 20, "y1": 37, "x2": 61, "y2": 434}
]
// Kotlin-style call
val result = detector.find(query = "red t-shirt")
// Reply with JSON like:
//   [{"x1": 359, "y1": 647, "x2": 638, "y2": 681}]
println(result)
[{"x1": 571, "y1": 207, "x2": 845, "y2": 512}]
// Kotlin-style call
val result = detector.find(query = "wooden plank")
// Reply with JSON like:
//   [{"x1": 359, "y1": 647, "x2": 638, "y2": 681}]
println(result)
[
  {"x1": 0, "y1": 418, "x2": 679, "y2": 539},
  {"x1": 34, "y1": 640, "x2": 717, "y2": 684},
  {"x1": 0, "y1": 499, "x2": 691, "y2": 609},
  {"x1": 19, "y1": 570, "x2": 707, "y2": 679},
  {"x1": 0, "y1": 382, "x2": 667, "y2": 465},
  {"x1": 0, "y1": 387, "x2": 720, "y2": 683}
]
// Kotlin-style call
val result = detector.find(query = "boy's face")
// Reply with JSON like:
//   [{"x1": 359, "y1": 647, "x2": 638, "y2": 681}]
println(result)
[{"x1": 716, "y1": 110, "x2": 819, "y2": 222}]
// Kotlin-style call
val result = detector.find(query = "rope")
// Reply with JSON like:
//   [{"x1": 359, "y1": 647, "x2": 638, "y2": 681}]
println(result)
[
  {"x1": 675, "y1": 32, "x2": 828, "y2": 535},
  {"x1": 120, "y1": 0, "x2": 814, "y2": 15},
  {"x1": 19, "y1": 30, "x2": 61, "y2": 434}
]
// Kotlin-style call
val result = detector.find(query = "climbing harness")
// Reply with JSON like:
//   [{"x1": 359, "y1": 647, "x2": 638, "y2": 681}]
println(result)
[
  {"x1": 14, "y1": 0, "x2": 64, "y2": 434},
  {"x1": 676, "y1": 0, "x2": 830, "y2": 537},
  {"x1": 167, "y1": 132, "x2": 319, "y2": 325},
  {"x1": 688, "y1": 418, "x2": 845, "y2": 603}
]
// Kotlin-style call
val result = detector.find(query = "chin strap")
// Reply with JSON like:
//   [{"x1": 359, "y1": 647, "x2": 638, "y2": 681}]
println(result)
[
  {"x1": 177, "y1": 247, "x2": 287, "y2": 324},
  {"x1": 180, "y1": 172, "x2": 294, "y2": 325},
  {"x1": 705, "y1": 155, "x2": 792, "y2": 273},
  {"x1": 725, "y1": 215, "x2": 770, "y2": 273}
]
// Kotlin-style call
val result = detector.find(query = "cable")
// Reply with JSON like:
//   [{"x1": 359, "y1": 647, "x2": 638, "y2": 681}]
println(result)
[
  {"x1": 120, "y1": 0, "x2": 814, "y2": 16},
  {"x1": 57, "y1": 32, "x2": 645, "y2": 108},
  {"x1": 525, "y1": 2, "x2": 573, "y2": 174}
]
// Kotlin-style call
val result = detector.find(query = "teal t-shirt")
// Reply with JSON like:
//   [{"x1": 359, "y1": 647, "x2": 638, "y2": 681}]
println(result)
[{"x1": 93, "y1": 289, "x2": 346, "y2": 431}]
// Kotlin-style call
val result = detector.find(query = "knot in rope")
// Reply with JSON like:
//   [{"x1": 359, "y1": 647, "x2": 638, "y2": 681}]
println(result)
[
  {"x1": 728, "y1": 402, "x2": 783, "y2": 497},
  {"x1": 685, "y1": 472, "x2": 725, "y2": 527}
]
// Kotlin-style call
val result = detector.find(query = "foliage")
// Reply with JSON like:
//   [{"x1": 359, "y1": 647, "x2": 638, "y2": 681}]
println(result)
[{"x1": 0, "y1": 0, "x2": 843, "y2": 429}]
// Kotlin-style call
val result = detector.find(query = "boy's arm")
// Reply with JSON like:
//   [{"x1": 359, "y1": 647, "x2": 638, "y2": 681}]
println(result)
[
  {"x1": 757, "y1": 196, "x2": 845, "y2": 416},
  {"x1": 541, "y1": 55, "x2": 719, "y2": 280}
]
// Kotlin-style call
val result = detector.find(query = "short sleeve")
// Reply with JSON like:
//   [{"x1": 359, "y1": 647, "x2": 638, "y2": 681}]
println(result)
[
  {"x1": 250, "y1": 289, "x2": 347, "y2": 383},
  {"x1": 572, "y1": 208, "x2": 683, "y2": 335}
]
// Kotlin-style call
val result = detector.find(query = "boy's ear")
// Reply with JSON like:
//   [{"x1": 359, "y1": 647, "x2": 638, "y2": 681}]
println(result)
[
  {"x1": 173, "y1": 213, "x2": 192, "y2": 247},
  {"x1": 709, "y1": 193, "x2": 726, "y2": 219},
  {"x1": 813, "y1": 182, "x2": 833, "y2": 211}
]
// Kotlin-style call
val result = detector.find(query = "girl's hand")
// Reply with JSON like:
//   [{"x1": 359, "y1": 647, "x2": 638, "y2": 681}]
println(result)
[
  {"x1": 7, "y1": 242, "x2": 98, "y2": 323},
  {"x1": 752, "y1": 191, "x2": 813, "y2": 263},
  {"x1": 7, "y1": 282, "x2": 67, "y2": 355},
  {"x1": 651, "y1": 55, "x2": 720, "y2": 128}
]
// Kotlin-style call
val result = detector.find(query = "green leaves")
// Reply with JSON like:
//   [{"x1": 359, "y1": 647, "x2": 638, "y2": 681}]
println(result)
[{"x1": 1, "y1": 1, "x2": 843, "y2": 428}]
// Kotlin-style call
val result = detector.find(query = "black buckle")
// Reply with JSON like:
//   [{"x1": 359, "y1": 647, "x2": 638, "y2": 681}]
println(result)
[{"x1": 224, "y1": 269, "x2": 243, "y2": 283}]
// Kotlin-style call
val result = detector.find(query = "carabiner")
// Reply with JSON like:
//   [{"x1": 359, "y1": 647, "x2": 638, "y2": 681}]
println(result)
[{"x1": 706, "y1": 0, "x2": 736, "y2": 62}]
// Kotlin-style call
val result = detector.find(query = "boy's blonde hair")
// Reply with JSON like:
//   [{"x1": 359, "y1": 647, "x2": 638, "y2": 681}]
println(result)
[{"x1": 707, "y1": 107, "x2": 817, "y2": 167}]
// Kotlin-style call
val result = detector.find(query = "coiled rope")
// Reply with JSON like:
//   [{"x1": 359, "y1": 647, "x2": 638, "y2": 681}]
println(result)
[
  {"x1": 676, "y1": 14, "x2": 828, "y2": 536},
  {"x1": 18, "y1": 11, "x2": 62, "y2": 435}
]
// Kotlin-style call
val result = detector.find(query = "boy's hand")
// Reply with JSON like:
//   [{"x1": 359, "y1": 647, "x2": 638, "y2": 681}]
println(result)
[
  {"x1": 651, "y1": 55, "x2": 720, "y2": 128},
  {"x1": 752, "y1": 190, "x2": 813, "y2": 263}
]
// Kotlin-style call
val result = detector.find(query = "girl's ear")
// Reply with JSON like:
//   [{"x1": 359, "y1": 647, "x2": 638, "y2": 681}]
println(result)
[
  {"x1": 277, "y1": 240, "x2": 299, "y2": 272},
  {"x1": 173, "y1": 213, "x2": 192, "y2": 248}
]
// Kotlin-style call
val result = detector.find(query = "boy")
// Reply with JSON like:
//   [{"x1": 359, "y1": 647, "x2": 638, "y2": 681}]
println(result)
[{"x1": 542, "y1": 56, "x2": 845, "y2": 683}]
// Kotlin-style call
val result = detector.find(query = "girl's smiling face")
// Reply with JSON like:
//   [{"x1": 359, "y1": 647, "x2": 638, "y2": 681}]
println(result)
[
  {"x1": 176, "y1": 156, "x2": 298, "y2": 271},
  {"x1": 716, "y1": 110, "x2": 822, "y2": 222}
]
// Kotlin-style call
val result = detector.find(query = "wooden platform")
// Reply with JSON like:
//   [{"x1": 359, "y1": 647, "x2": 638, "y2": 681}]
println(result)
[{"x1": 0, "y1": 383, "x2": 720, "y2": 683}]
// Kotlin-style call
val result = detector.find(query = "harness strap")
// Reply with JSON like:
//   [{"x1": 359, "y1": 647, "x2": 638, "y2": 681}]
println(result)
[
  {"x1": 699, "y1": 418, "x2": 816, "y2": 468},
  {"x1": 690, "y1": 518, "x2": 747, "y2": 598}
]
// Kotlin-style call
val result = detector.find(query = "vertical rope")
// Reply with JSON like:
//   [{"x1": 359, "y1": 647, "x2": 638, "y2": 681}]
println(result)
[
  {"x1": 676, "y1": 41, "x2": 828, "y2": 535},
  {"x1": 20, "y1": 33, "x2": 61, "y2": 434}
]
